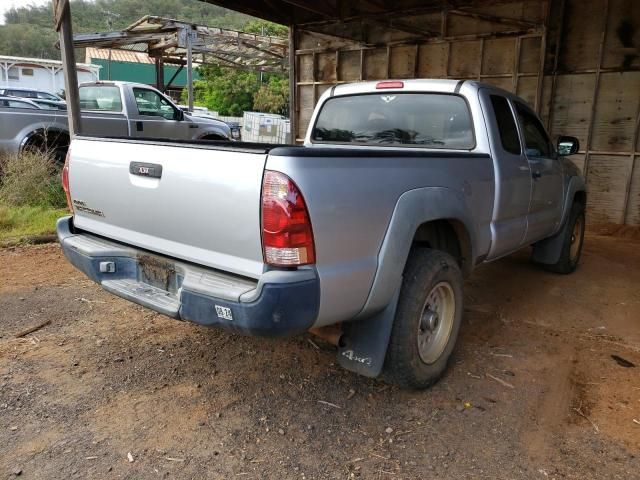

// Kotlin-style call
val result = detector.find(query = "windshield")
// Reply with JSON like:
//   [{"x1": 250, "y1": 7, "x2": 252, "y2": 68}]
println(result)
[{"x1": 311, "y1": 93, "x2": 474, "y2": 149}]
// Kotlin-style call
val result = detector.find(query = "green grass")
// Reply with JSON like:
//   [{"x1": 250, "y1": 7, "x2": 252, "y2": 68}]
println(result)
[{"x1": 0, "y1": 203, "x2": 67, "y2": 242}]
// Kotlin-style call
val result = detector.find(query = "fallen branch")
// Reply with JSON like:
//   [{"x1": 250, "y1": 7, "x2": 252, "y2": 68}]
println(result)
[
  {"x1": 486, "y1": 373, "x2": 514, "y2": 389},
  {"x1": 14, "y1": 319, "x2": 51, "y2": 338},
  {"x1": 573, "y1": 407, "x2": 599, "y2": 433},
  {"x1": 318, "y1": 400, "x2": 342, "y2": 409}
]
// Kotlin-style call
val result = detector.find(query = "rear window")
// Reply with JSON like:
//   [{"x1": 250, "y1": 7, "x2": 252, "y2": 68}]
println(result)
[
  {"x1": 311, "y1": 93, "x2": 474, "y2": 149},
  {"x1": 79, "y1": 86, "x2": 122, "y2": 112}
]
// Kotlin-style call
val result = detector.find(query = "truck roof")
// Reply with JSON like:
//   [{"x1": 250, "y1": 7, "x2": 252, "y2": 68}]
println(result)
[
  {"x1": 331, "y1": 78, "x2": 514, "y2": 98},
  {"x1": 79, "y1": 80, "x2": 156, "y2": 90}
]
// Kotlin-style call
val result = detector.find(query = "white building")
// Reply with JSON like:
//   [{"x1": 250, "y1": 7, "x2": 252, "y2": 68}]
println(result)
[{"x1": 0, "y1": 55, "x2": 101, "y2": 96}]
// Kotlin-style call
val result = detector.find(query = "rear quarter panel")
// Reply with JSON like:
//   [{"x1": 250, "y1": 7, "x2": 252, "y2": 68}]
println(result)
[{"x1": 266, "y1": 151, "x2": 495, "y2": 326}]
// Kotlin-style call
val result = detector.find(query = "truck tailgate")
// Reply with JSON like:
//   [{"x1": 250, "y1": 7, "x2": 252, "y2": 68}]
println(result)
[{"x1": 68, "y1": 138, "x2": 267, "y2": 278}]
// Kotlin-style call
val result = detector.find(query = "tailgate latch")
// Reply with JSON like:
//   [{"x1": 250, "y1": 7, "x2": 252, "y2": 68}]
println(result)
[{"x1": 130, "y1": 162, "x2": 163, "y2": 179}]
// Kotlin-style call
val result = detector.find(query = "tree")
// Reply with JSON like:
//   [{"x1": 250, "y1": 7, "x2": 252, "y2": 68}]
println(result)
[
  {"x1": 243, "y1": 19, "x2": 288, "y2": 38},
  {"x1": 183, "y1": 65, "x2": 259, "y2": 116},
  {"x1": 253, "y1": 77, "x2": 289, "y2": 115}
]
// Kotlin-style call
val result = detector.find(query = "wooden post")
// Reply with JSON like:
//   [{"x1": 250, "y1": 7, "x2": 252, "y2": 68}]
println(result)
[
  {"x1": 582, "y1": 0, "x2": 610, "y2": 180},
  {"x1": 186, "y1": 27, "x2": 194, "y2": 111},
  {"x1": 53, "y1": 0, "x2": 81, "y2": 136},
  {"x1": 155, "y1": 57, "x2": 165, "y2": 92},
  {"x1": 288, "y1": 25, "x2": 298, "y2": 143}
]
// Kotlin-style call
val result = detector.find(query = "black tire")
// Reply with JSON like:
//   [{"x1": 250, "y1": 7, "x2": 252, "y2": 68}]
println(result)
[
  {"x1": 383, "y1": 248, "x2": 464, "y2": 389},
  {"x1": 544, "y1": 201, "x2": 585, "y2": 274}
]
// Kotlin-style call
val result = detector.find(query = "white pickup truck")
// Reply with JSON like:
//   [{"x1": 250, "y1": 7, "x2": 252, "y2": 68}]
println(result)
[
  {"x1": 57, "y1": 79, "x2": 586, "y2": 389},
  {"x1": 0, "y1": 81, "x2": 232, "y2": 161}
]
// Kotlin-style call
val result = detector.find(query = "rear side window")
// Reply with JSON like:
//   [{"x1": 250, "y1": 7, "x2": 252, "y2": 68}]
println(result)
[
  {"x1": 311, "y1": 93, "x2": 474, "y2": 149},
  {"x1": 9, "y1": 89, "x2": 36, "y2": 98},
  {"x1": 79, "y1": 86, "x2": 123, "y2": 112},
  {"x1": 515, "y1": 103, "x2": 551, "y2": 158},
  {"x1": 490, "y1": 95, "x2": 521, "y2": 155}
]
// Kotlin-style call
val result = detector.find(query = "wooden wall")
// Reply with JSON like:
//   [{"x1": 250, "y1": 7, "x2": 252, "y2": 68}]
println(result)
[{"x1": 291, "y1": 0, "x2": 640, "y2": 226}]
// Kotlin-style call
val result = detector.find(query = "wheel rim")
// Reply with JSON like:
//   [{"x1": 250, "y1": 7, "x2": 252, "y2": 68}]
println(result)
[
  {"x1": 570, "y1": 215, "x2": 584, "y2": 262},
  {"x1": 417, "y1": 282, "x2": 456, "y2": 364}
]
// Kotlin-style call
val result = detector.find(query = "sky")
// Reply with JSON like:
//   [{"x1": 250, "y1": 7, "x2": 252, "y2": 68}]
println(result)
[{"x1": 0, "y1": 0, "x2": 51, "y2": 25}]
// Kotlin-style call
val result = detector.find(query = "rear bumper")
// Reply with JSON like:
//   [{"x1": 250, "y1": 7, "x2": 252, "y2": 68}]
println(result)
[{"x1": 57, "y1": 216, "x2": 319, "y2": 337}]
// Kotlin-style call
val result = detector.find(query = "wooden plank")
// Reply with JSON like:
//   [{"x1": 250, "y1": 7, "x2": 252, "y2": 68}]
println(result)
[
  {"x1": 298, "y1": 53, "x2": 314, "y2": 82},
  {"x1": 289, "y1": 25, "x2": 298, "y2": 143},
  {"x1": 389, "y1": 45, "x2": 417, "y2": 78},
  {"x1": 623, "y1": 103, "x2": 640, "y2": 223},
  {"x1": 549, "y1": 73, "x2": 596, "y2": 147},
  {"x1": 624, "y1": 155, "x2": 640, "y2": 225},
  {"x1": 585, "y1": 154, "x2": 634, "y2": 223},
  {"x1": 481, "y1": 37, "x2": 515, "y2": 75},
  {"x1": 418, "y1": 43, "x2": 448, "y2": 77},
  {"x1": 516, "y1": 75, "x2": 538, "y2": 108},
  {"x1": 297, "y1": 84, "x2": 314, "y2": 140},
  {"x1": 449, "y1": 40, "x2": 481, "y2": 78},
  {"x1": 602, "y1": 0, "x2": 640, "y2": 70},
  {"x1": 591, "y1": 72, "x2": 640, "y2": 152},
  {"x1": 558, "y1": 0, "x2": 605, "y2": 71},
  {"x1": 317, "y1": 52, "x2": 337, "y2": 82},
  {"x1": 363, "y1": 48, "x2": 387, "y2": 79},
  {"x1": 337, "y1": 50, "x2": 361, "y2": 81},
  {"x1": 582, "y1": 0, "x2": 610, "y2": 179}
]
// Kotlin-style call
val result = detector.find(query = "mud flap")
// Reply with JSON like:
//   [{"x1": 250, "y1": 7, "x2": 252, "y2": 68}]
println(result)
[
  {"x1": 337, "y1": 286, "x2": 400, "y2": 378},
  {"x1": 532, "y1": 214, "x2": 571, "y2": 265}
]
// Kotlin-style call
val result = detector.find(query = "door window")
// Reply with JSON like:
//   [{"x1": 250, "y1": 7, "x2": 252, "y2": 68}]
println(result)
[
  {"x1": 133, "y1": 88, "x2": 177, "y2": 120},
  {"x1": 490, "y1": 95, "x2": 521, "y2": 155},
  {"x1": 515, "y1": 104, "x2": 551, "y2": 158}
]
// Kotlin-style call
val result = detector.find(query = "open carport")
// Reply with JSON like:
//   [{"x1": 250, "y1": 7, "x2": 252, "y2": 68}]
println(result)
[{"x1": 1, "y1": 1, "x2": 639, "y2": 478}]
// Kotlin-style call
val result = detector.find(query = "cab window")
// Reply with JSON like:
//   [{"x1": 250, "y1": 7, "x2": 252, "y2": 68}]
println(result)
[
  {"x1": 515, "y1": 103, "x2": 551, "y2": 158},
  {"x1": 79, "y1": 86, "x2": 123, "y2": 112},
  {"x1": 490, "y1": 95, "x2": 521, "y2": 155}
]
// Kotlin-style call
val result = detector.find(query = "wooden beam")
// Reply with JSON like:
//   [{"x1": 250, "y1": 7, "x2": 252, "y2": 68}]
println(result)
[
  {"x1": 622, "y1": 104, "x2": 640, "y2": 223},
  {"x1": 449, "y1": 9, "x2": 542, "y2": 30},
  {"x1": 279, "y1": 0, "x2": 335, "y2": 18},
  {"x1": 53, "y1": 0, "x2": 81, "y2": 136},
  {"x1": 583, "y1": 0, "x2": 610, "y2": 181},
  {"x1": 367, "y1": 18, "x2": 440, "y2": 39},
  {"x1": 289, "y1": 25, "x2": 298, "y2": 143}
]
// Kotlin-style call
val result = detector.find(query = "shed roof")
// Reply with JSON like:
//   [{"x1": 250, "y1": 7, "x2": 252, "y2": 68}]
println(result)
[
  {"x1": 198, "y1": 0, "x2": 543, "y2": 44},
  {"x1": 73, "y1": 15, "x2": 289, "y2": 73}
]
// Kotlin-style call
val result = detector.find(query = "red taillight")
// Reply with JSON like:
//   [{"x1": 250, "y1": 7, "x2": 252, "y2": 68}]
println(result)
[
  {"x1": 61, "y1": 149, "x2": 73, "y2": 213},
  {"x1": 261, "y1": 170, "x2": 315, "y2": 267},
  {"x1": 376, "y1": 81, "x2": 404, "y2": 89}
]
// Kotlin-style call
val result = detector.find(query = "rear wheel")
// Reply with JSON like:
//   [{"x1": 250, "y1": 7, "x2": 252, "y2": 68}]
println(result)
[
  {"x1": 544, "y1": 201, "x2": 585, "y2": 274},
  {"x1": 383, "y1": 248, "x2": 463, "y2": 389}
]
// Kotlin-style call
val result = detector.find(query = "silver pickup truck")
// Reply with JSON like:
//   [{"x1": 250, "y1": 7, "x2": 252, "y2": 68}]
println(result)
[
  {"x1": 0, "y1": 81, "x2": 231, "y2": 160},
  {"x1": 57, "y1": 79, "x2": 586, "y2": 389}
]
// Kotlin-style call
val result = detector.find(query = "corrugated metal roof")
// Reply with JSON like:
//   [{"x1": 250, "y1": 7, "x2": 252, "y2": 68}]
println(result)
[{"x1": 85, "y1": 48, "x2": 154, "y2": 64}]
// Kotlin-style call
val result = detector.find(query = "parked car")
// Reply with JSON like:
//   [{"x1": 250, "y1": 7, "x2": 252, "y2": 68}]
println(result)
[
  {"x1": 57, "y1": 79, "x2": 586, "y2": 389},
  {"x1": 0, "y1": 81, "x2": 233, "y2": 161},
  {"x1": 0, "y1": 96, "x2": 41, "y2": 109},
  {"x1": 31, "y1": 99, "x2": 67, "y2": 110},
  {"x1": 0, "y1": 86, "x2": 63, "y2": 102}
]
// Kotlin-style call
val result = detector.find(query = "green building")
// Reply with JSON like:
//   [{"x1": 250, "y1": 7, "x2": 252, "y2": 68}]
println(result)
[{"x1": 86, "y1": 47, "x2": 199, "y2": 100}]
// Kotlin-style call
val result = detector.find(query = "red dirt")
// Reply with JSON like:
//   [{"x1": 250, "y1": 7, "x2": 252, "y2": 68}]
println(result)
[{"x1": 1, "y1": 234, "x2": 639, "y2": 479}]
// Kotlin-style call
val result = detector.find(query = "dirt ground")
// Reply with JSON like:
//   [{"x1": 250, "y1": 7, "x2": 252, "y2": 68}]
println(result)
[{"x1": 1, "y1": 234, "x2": 639, "y2": 479}]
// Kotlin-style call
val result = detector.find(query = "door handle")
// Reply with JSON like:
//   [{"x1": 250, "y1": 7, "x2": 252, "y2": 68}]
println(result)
[{"x1": 532, "y1": 170, "x2": 542, "y2": 180}]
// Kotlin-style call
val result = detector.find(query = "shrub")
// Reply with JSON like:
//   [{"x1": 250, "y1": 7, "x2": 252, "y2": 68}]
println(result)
[{"x1": 0, "y1": 151, "x2": 66, "y2": 208}]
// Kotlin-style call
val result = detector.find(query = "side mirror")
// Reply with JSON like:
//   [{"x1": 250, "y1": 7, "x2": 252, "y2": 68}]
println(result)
[
  {"x1": 174, "y1": 108, "x2": 185, "y2": 121},
  {"x1": 557, "y1": 135, "x2": 579, "y2": 156}
]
